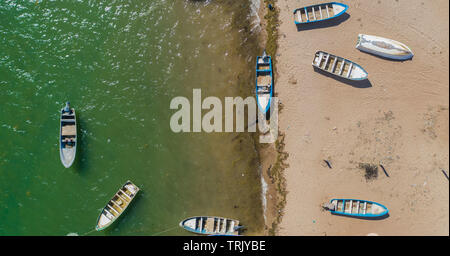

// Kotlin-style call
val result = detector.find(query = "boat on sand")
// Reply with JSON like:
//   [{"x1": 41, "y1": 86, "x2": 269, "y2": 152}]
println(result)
[
  {"x1": 325, "y1": 199, "x2": 389, "y2": 218},
  {"x1": 356, "y1": 34, "x2": 414, "y2": 60},
  {"x1": 294, "y1": 2, "x2": 348, "y2": 25},
  {"x1": 312, "y1": 51, "x2": 368, "y2": 81}
]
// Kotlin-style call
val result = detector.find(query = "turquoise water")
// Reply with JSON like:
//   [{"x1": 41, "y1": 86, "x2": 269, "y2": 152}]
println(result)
[{"x1": 0, "y1": 0, "x2": 263, "y2": 235}]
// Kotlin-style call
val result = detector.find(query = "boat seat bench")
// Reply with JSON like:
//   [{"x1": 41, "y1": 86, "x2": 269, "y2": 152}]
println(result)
[
  {"x1": 331, "y1": 57, "x2": 337, "y2": 73},
  {"x1": 297, "y1": 10, "x2": 302, "y2": 22},
  {"x1": 62, "y1": 125, "x2": 76, "y2": 136},
  {"x1": 323, "y1": 54, "x2": 330, "y2": 69},
  {"x1": 346, "y1": 63, "x2": 353, "y2": 78},
  {"x1": 339, "y1": 61, "x2": 345, "y2": 75}
]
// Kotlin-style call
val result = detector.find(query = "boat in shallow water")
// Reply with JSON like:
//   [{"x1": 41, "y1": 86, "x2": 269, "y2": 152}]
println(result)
[
  {"x1": 256, "y1": 51, "x2": 273, "y2": 114},
  {"x1": 179, "y1": 216, "x2": 241, "y2": 235},
  {"x1": 294, "y1": 2, "x2": 348, "y2": 25},
  {"x1": 326, "y1": 199, "x2": 389, "y2": 218},
  {"x1": 312, "y1": 51, "x2": 368, "y2": 81},
  {"x1": 356, "y1": 34, "x2": 414, "y2": 60},
  {"x1": 96, "y1": 181, "x2": 140, "y2": 231},
  {"x1": 60, "y1": 102, "x2": 77, "y2": 168}
]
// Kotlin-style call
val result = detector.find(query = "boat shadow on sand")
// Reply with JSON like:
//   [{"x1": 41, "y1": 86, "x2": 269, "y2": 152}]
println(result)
[
  {"x1": 313, "y1": 66, "x2": 372, "y2": 88},
  {"x1": 296, "y1": 13, "x2": 350, "y2": 32},
  {"x1": 331, "y1": 212, "x2": 390, "y2": 220}
]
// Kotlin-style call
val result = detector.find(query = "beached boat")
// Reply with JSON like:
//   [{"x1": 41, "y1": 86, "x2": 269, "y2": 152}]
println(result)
[
  {"x1": 326, "y1": 199, "x2": 389, "y2": 218},
  {"x1": 60, "y1": 102, "x2": 77, "y2": 168},
  {"x1": 256, "y1": 51, "x2": 273, "y2": 114},
  {"x1": 312, "y1": 51, "x2": 368, "y2": 80},
  {"x1": 356, "y1": 34, "x2": 414, "y2": 60},
  {"x1": 95, "y1": 181, "x2": 140, "y2": 231},
  {"x1": 294, "y1": 2, "x2": 348, "y2": 25},
  {"x1": 179, "y1": 216, "x2": 241, "y2": 235}
]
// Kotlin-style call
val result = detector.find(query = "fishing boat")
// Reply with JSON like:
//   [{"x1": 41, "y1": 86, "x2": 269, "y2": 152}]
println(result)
[
  {"x1": 312, "y1": 51, "x2": 368, "y2": 80},
  {"x1": 256, "y1": 51, "x2": 273, "y2": 114},
  {"x1": 356, "y1": 34, "x2": 414, "y2": 60},
  {"x1": 294, "y1": 2, "x2": 348, "y2": 25},
  {"x1": 179, "y1": 216, "x2": 241, "y2": 235},
  {"x1": 326, "y1": 199, "x2": 389, "y2": 218},
  {"x1": 60, "y1": 102, "x2": 77, "y2": 168},
  {"x1": 95, "y1": 181, "x2": 140, "y2": 231}
]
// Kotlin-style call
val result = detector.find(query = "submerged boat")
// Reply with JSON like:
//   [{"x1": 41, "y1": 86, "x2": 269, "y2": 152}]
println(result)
[
  {"x1": 356, "y1": 34, "x2": 414, "y2": 60},
  {"x1": 60, "y1": 102, "x2": 77, "y2": 168},
  {"x1": 256, "y1": 51, "x2": 273, "y2": 114},
  {"x1": 96, "y1": 181, "x2": 140, "y2": 231},
  {"x1": 179, "y1": 216, "x2": 241, "y2": 235},
  {"x1": 294, "y1": 2, "x2": 348, "y2": 25},
  {"x1": 312, "y1": 51, "x2": 368, "y2": 80},
  {"x1": 326, "y1": 199, "x2": 389, "y2": 218}
]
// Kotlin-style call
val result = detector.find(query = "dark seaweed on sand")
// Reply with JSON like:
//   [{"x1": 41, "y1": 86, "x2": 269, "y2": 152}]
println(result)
[{"x1": 359, "y1": 163, "x2": 378, "y2": 181}]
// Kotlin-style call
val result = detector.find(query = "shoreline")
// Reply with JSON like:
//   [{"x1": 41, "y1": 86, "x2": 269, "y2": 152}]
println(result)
[
  {"x1": 255, "y1": 0, "x2": 288, "y2": 235},
  {"x1": 274, "y1": 0, "x2": 449, "y2": 235}
]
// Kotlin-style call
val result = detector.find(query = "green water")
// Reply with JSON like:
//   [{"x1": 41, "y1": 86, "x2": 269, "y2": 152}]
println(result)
[{"x1": 0, "y1": 0, "x2": 264, "y2": 235}]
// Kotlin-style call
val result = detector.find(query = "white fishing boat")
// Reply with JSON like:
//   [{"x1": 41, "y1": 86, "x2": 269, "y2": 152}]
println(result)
[
  {"x1": 179, "y1": 216, "x2": 241, "y2": 235},
  {"x1": 356, "y1": 34, "x2": 413, "y2": 60},
  {"x1": 312, "y1": 51, "x2": 368, "y2": 80},
  {"x1": 59, "y1": 102, "x2": 76, "y2": 168},
  {"x1": 95, "y1": 181, "x2": 140, "y2": 231}
]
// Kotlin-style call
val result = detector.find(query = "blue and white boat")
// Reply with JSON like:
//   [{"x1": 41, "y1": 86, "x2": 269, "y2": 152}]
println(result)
[
  {"x1": 294, "y1": 2, "x2": 348, "y2": 25},
  {"x1": 312, "y1": 51, "x2": 368, "y2": 81},
  {"x1": 60, "y1": 102, "x2": 77, "y2": 168},
  {"x1": 179, "y1": 216, "x2": 241, "y2": 235},
  {"x1": 256, "y1": 51, "x2": 273, "y2": 114},
  {"x1": 327, "y1": 199, "x2": 389, "y2": 218}
]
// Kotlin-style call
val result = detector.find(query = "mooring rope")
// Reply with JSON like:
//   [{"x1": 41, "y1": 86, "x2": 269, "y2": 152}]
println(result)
[
  {"x1": 149, "y1": 226, "x2": 178, "y2": 236},
  {"x1": 70, "y1": 225, "x2": 178, "y2": 236},
  {"x1": 74, "y1": 225, "x2": 242, "y2": 236},
  {"x1": 81, "y1": 229, "x2": 97, "y2": 236}
]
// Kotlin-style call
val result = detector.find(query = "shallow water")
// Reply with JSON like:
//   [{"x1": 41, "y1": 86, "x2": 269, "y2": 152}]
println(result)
[{"x1": 0, "y1": 0, "x2": 263, "y2": 235}]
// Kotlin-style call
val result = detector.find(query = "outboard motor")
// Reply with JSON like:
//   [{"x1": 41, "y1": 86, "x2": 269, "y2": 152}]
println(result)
[
  {"x1": 64, "y1": 102, "x2": 70, "y2": 113},
  {"x1": 262, "y1": 50, "x2": 268, "y2": 61},
  {"x1": 234, "y1": 225, "x2": 244, "y2": 231}
]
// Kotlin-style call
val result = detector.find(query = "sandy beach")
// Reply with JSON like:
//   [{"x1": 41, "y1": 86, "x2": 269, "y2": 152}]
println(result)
[{"x1": 272, "y1": 0, "x2": 449, "y2": 235}]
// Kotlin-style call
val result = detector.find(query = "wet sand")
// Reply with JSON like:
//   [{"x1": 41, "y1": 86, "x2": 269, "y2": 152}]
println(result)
[{"x1": 275, "y1": 0, "x2": 449, "y2": 235}]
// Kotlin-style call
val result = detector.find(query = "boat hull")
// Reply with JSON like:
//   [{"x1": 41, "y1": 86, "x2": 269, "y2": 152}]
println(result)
[
  {"x1": 312, "y1": 51, "x2": 368, "y2": 81},
  {"x1": 60, "y1": 105, "x2": 77, "y2": 168},
  {"x1": 328, "y1": 199, "x2": 389, "y2": 218},
  {"x1": 356, "y1": 34, "x2": 413, "y2": 60},
  {"x1": 95, "y1": 181, "x2": 140, "y2": 231},
  {"x1": 180, "y1": 216, "x2": 240, "y2": 235},
  {"x1": 256, "y1": 53, "x2": 273, "y2": 114},
  {"x1": 60, "y1": 148, "x2": 76, "y2": 168},
  {"x1": 294, "y1": 2, "x2": 348, "y2": 25}
]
